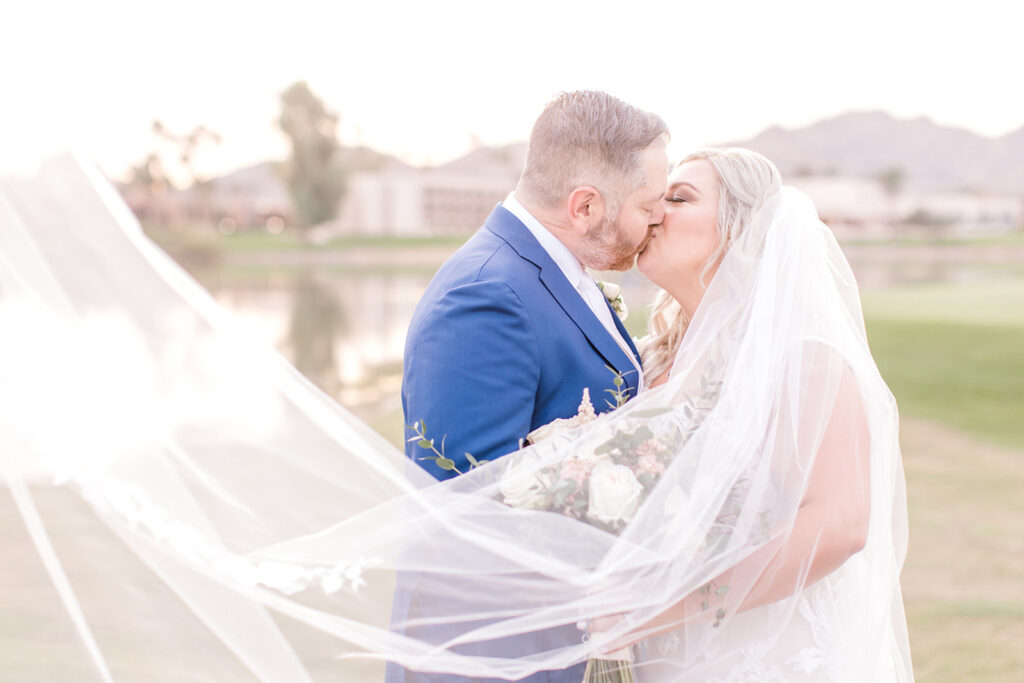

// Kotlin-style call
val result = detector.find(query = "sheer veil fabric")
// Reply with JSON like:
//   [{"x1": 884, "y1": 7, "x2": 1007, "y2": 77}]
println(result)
[{"x1": 0, "y1": 155, "x2": 913, "y2": 681}]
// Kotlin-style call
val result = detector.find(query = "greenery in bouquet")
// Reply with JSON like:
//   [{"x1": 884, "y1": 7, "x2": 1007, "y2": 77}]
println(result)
[{"x1": 499, "y1": 367, "x2": 720, "y2": 534}]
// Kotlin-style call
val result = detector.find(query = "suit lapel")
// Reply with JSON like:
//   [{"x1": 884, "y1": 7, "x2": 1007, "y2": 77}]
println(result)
[
  {"x1": 607, "y1": 296, "x2": 642, "y2": 366},
  {"x1": 484, "y1": 206, "x2": 640, "y2": 385}
]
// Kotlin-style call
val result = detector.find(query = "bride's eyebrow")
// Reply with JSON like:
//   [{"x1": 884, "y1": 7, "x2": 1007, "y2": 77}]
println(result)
[{"x1": 668, "y1": 181, "x2": 701, "y2": 195}]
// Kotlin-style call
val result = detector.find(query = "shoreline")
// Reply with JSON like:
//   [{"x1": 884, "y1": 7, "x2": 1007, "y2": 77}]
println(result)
[{"x1": 212, "y1": 240, "x2": 1024, "y2": 270}]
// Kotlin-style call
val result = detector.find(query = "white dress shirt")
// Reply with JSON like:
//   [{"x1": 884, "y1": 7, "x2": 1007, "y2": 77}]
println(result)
[{"x1": 501, "y1": 192, "x2": 644, "y2": 391}]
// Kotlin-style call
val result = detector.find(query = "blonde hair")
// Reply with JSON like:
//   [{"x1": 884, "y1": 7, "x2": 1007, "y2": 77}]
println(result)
[{"x1": 639, "y1": 148, "x2": 781, "y2": 380}]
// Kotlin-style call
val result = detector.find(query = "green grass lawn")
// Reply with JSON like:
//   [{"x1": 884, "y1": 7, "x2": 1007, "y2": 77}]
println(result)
[
  {"x1": 860, "y1": 277, "x2": 1024, "y2": 681},
  {"x1": 866, "y1": 319, "x2": 1024, "y2": 449},
  {"x1": 897, "y1": 420, "x2": 1024, "y2": 683},
  {"x1": 862, "y1": 279, "x2": 1024, "y2": 329},
  {"x1": 863, "y1": 279, "x2": 1024, "y2": 450}
]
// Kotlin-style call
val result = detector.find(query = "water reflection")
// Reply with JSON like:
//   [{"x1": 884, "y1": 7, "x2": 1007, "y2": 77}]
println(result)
[
  {"x1": 288, "y1": 275, "x2": 346, "y2": 397},
  {"x1": 198, "y1": 267, "x2": 426, "y2": 426},
  {"x1": 199, "y1": 258, "x2": 1021, "y2": 421}
]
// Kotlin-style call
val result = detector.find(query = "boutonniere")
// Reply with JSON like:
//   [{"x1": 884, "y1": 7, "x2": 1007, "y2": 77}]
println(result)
[{"x1": 596, "y1": 280, "x2": 628, "y2": 322}]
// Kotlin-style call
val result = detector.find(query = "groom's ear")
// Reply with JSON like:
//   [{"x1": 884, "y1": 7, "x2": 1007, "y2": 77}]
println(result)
[{"x1": 566, "y1": 186, "x2": 605, "y2": 236}]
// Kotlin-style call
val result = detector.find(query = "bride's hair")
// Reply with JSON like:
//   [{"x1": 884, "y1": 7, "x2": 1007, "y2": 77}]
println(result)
[{"x1": 640, "y1": 148, "x2": 781, "y2": 380}]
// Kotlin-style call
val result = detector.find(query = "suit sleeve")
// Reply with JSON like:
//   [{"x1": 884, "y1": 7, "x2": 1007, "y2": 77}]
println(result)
[{"x1": 402, "y1": 279, "x2": 540, "y2": 480}]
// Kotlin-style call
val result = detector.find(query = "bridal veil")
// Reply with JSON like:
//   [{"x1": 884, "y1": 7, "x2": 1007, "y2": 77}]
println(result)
[{"x1": 0, "y1": 154, "x2": 912, "y2": 681}]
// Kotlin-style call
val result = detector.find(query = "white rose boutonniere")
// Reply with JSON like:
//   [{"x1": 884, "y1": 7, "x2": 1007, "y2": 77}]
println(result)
[{"x1": 596, "y1": 280, "x2": 628, "y2": 322}]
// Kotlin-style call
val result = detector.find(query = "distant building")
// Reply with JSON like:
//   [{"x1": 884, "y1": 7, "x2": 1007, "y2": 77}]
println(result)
[
  {"x1": 901, "y1": 191, "x2": 1022, "y2": 235},
  {"x1": 122, "y1": 142, "x2": 1023, "y2": 239},
  {"x1": 788, "y1": 177, "x2": 893, "y2": 237},
  {"x1": 333, "y1": 144, "x2": 526, "y2": 236},
  {"x1": 121, "y1": 161, "x2": 292, "y2": 231},
  {"x1": 788, "y1": 176, "x2": 1023, "y2": 238}
]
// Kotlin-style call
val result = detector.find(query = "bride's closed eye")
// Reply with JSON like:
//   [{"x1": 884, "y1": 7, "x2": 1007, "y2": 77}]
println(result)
[{"x1": 665, "y1": 196, "x2": 687, "y2": 203}]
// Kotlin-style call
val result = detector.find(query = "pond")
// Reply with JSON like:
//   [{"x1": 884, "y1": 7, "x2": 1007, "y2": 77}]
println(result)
[{"x1": 191, "y1": 244, "x2": 1023, "y2": 442}]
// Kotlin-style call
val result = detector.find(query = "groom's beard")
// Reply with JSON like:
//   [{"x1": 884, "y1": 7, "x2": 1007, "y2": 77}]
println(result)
[{"x1": 581, "y1": 210, "x2": 648, "y2": 272}]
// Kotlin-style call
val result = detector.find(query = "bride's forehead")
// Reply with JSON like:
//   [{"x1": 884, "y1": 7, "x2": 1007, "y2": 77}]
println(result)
[{"x1": 668, "y1": 159, "x2": 716, "y2": 187}]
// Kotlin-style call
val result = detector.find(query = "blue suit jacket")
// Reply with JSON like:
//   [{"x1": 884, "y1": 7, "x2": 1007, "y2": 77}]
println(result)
[
  {"x1": 388, "y1": 205, "x2": 641, "y2": 683},
  {"x1": 402, "y1": 204, "x2": 642, "y2": 478}
]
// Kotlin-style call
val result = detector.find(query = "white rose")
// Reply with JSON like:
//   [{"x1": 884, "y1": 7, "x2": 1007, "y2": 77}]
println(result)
[
  {"x1": 500, "y1": 452, "x2": 554, "y2": 509},
  {"x1": 587, "y1": 462, "x2": 644, "y2": 524},
  {"x1": 598, "y1": 281, "x2": 621, "y2": 300},
  {"x1": 526, "y1": 417, "x2": 574, "y2": 445}
]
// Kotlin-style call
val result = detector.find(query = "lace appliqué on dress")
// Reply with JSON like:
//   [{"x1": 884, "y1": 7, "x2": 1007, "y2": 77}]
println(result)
[
  {"x1": 708, "y1": 646, "x2": 786, "y2": 683},
  {"x1": 785, "y1": 573, "x2": 843, "y2": 677}
]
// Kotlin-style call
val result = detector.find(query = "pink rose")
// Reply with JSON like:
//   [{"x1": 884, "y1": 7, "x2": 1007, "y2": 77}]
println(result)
[
  {"x1": 560, "y1": 457, "x2": 592, "y2": 484},
  {"x1": 637, "y1": 453, "x2": 665, "y2": 476},
  {"x1": 636, "y1": 438, "x2": 668, "y2": 460}
]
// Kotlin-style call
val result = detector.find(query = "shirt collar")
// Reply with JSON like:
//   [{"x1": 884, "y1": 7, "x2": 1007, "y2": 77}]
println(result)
[{"x1": 502, "y1": 192, "x2": 588, "y2": 290}]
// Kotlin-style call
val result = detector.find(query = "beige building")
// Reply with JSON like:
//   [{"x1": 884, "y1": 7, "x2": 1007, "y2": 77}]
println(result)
[
  {"x1": 334, "y1": 144, "x2": 526, "y2": 236},
  {"x1": 788, "y1": 177, "x2": 894, "y2": 237},
  {"x1": 789, "y1": 176, "x2": 1023, "y2": 238},
  {"x1": 902, "y1": 190, "x2": 1023, "y2": 235}
]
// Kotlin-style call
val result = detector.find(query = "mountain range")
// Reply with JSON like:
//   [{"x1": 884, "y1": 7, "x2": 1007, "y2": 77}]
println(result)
[
  {"x1": 191, "y1": 111, "x2": 1024, "y2": 199},
  {"x1": 725, "y1": 111, "x2": 1024, "y2": 194}
]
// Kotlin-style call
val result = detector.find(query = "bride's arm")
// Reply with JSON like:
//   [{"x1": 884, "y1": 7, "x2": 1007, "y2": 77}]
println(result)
[
  {"x1": 597, "y1": 355, "x2": 872, "y2": 645},
  {"x1": 725, "y1": 362, "x2": 871, "y2": 611}
]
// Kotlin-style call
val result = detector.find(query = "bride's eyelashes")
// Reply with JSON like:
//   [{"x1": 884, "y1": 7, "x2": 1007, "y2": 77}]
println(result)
[{"x1": 665, "y1": 196, "x2": 687, "y2": 203}]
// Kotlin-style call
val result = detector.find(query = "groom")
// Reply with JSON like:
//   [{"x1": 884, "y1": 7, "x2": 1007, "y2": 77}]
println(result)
[{"x1": 390, "y1": 91, "x2": 669, "y2": 682}]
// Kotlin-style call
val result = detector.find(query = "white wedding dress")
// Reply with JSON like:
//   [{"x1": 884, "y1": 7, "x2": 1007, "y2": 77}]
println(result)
[{"x1": 0, "y1": 154, "x2": 913, "y2": 681}]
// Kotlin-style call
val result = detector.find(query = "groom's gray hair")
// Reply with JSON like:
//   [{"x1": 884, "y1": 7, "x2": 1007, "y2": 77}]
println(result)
[{"x1": 516, "y1": 90, "x2": 669, "y2": 211}]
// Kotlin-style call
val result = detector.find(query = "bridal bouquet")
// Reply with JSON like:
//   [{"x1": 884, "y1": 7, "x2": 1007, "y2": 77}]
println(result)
[
  {"x1": 500, "y1": 387, "x2": 680, "y2": 534},
  {"x1": 497, "y1": 373, "x2": 722, "y2": 683},
  {"x1": 411, "y1": 369, "x2": 725, "y2": 682}
]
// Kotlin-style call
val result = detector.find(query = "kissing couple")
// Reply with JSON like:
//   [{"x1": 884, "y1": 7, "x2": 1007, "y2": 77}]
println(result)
[{"x1": 392, "y1": 90, "x2": 913, "y2": 682}]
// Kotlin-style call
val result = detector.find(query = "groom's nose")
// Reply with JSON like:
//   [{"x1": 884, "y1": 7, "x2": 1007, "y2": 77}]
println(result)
[{"x1": 650, "y1": 201, "x2": 666, "y2": 226}]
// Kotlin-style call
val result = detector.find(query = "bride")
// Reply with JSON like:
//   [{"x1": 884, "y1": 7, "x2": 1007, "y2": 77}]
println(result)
[{"x1": 0, "y1": 149, "x2": 912, "y2": 681}]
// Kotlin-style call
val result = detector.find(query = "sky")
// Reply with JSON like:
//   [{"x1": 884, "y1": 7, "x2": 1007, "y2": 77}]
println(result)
[{"x1": 2, "y1": 0, "x2": 1022, "y2": 184}]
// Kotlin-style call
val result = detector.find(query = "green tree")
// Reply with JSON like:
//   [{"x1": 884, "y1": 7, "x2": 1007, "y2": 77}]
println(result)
[
  {"x1": 876, "y1": 166, "x2": 905, "y2": 196},
  {"x1": 876, "y1": 166, "x2": 905, "y2": 227},
  {"x1": 278, "y1": 81, "x2": 345, "y2": 229}
]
